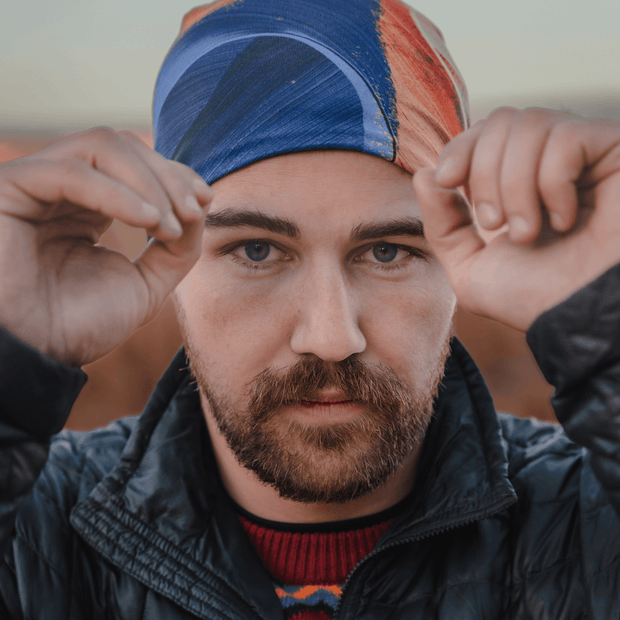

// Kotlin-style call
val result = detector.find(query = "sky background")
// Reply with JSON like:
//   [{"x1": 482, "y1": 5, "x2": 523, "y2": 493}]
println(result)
[{"x1": 1, "y1": 0, "x2": 619, "y2": 131}]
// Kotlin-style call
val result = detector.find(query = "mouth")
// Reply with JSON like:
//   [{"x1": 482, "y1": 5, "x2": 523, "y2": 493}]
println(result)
[
  {"x1": 283, "y1": 392, "x2": 363, "y2": 424},
  {"x1": 299, "y1": 399, "x2": 355, "y2": 408},
  {"x1": 297, "y1": 389, "x2": 353, "y2": 406}
]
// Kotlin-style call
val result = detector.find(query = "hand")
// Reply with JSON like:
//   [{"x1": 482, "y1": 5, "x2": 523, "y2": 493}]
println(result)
[
  {"x1": 0, "y1": 128, "x2": 212, "y2": 366},
  {"x1": 413, "y1": 107, "x2": 620, "y2": 332}
]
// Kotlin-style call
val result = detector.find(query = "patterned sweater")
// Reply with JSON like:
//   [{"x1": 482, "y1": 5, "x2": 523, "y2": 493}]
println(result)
[{"x1": 237, "y1": 504, "x2": 400, "y2": 619}]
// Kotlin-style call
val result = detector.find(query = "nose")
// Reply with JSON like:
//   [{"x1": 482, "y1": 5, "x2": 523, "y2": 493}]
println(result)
[{"x1": 290, "y1": 261, "x2": 366, "y2": 362}]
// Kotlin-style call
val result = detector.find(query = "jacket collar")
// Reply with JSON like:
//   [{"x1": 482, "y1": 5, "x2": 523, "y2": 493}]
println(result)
[
  {"x1": 70, "y1": 339, "x2": 516, "y2": 619},
  {"x1": 380, "y1": 338, "x2": 517, "y2": 547}
]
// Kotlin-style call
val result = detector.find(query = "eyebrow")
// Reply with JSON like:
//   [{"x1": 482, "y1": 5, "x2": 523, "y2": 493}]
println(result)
[
  {"x1": 205, "y1": 208, "x2": 300, "y2": 238},
  {"x1": 205, "y1": 208, "x2": 424, "y2": 241},
  {"x1": 350, "y1": 218, "x2": 424, "y2": 242}
]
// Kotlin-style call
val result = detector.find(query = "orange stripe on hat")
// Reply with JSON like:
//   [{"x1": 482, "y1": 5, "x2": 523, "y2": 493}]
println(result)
[{"x1": 378, "y1": 0, "x2": 469, "y2": 173}]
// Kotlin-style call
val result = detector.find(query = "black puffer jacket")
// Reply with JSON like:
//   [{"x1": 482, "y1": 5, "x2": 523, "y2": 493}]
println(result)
[{"x1": 2, "y1": 265, "x2": 620, "y2": 619}]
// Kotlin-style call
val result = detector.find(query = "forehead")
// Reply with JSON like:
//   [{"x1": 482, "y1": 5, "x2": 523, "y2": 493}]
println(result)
[{"x1": 208, "y1": 150, "x2": 420, "y2": 226}]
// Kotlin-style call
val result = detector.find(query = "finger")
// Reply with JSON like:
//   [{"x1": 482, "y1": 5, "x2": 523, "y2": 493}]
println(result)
[
  {"x1": 537, "y1": 119, "x2": 602, "y2": 232},
  {"x1": 498, "y1": 109, "x2": 557, "y2": 243},
  {"x1": 467, "y1": 108, "x2": 527, "y2": 233},
  {"x1": 1, "y1": 158, "x2": 161, "y2": 229},
  {"x1": 413, "y1": 168, "x2": 485, "y2": 303},
  {"x1": 34, "y1": 128, "x2": 186, "y2": 240},
  {"x1": 434, "y1": 120, "x2": 486, "y2": 189},
  {"x1": 133, "y1": 215, "x2": 205, "y2": 321},
  {"x1": 117, "y1": 132, "x2": 213, "y2": 224}
]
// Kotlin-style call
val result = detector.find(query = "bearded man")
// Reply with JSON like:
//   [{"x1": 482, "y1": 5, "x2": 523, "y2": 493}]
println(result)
[{"x1": 1, "y1": 0, "x2": 620, "y2": 618}]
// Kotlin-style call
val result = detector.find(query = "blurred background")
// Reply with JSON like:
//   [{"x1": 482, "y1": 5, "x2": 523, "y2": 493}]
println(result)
[{"x1": 2, "y1": 0, "x2": 619, "y2": 430}]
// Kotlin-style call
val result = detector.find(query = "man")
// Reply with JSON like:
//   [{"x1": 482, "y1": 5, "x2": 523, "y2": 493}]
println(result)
[{"x1": 1, "y1": 0, "x2": 620, "y2": 618}]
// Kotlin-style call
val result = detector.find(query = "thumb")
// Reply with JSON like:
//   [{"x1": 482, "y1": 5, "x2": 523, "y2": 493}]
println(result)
[{"x1": 413, "y1": 168, "x2": 485, "y2": 288}]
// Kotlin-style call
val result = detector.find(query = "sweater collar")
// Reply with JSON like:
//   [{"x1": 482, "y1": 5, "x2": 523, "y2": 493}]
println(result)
[{"x1": 70, "y1": 338, "x2": 516, "y2": 619}]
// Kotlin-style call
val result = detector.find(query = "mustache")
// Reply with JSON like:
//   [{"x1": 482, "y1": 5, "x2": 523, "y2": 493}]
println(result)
[{"x1": 247, "y1": 355, "x2": 418, "y2": 421}]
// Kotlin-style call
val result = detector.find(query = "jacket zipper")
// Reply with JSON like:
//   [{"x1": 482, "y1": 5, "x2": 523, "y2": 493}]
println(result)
[{"x1": 332, "y1": 494, "x2": 516, "y2": 620}]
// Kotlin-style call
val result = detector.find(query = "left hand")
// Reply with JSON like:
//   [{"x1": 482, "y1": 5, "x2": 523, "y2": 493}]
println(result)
[{"x1": 413, "y1": 107, "x2": 620, "y2": 332}]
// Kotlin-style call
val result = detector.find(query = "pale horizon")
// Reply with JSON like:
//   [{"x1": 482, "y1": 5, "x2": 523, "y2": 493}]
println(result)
[{"x1": 1, "y1": 0, "x2": 619, "y2": 131}]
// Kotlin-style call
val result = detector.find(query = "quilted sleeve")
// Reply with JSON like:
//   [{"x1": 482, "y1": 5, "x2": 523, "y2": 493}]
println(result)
[
  {"x1": 0, "y1": 326, "x2": 86, "y2": 611},
  {"x1": 526, "y1": 262, "x2": 620, "y2": 516}
]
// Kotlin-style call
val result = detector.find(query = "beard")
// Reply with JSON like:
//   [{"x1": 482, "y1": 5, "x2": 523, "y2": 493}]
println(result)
[{"x1": 183, "y1": 331, "x2": 451, "y2": 505}]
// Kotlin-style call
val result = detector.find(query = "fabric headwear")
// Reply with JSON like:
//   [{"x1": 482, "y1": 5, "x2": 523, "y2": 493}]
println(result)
[{"x1": 153, "y1": 0, "x2": 469, "y2": 184}]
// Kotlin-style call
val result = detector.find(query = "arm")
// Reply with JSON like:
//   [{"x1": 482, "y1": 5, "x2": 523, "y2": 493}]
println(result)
[
  {"x1": 527, "y1": 262, "x2": 620, "y2": 514},
  {"x1": 0, "y1": 129, "x2": 212, "y2": 615},
  {"x1": 0, "y1": 326, "x2": 86, "y2": 563},
  {"x1": 413, "y1": 107, "x2": 620, "y2": 503}
]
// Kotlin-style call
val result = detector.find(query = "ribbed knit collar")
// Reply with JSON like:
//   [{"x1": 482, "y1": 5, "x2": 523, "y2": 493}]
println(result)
[{"x1": 237, "y1": 513, "x2": 393, "y2": 585}]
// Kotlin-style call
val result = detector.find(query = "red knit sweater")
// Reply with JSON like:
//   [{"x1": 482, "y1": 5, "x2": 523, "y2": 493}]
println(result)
[{"x1": 238, "y1": 511, "x2": 394, "y2": 619}]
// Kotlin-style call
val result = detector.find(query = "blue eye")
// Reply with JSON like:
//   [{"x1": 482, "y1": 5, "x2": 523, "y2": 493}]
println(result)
[
  {"x1": 244, "y1": 241, "x2": 271, "y2": 262},
  {"x1": 372, "y1": 243, "x2": 399, "y2": 263}
]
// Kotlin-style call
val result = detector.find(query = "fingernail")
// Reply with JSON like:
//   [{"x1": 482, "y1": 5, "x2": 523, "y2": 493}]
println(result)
[
  {"x1": 476, "y1": 202, "x2": 500, "y2": 227},
  {"x1": 549, "y1": 211, "x2": 564, "y2": 230},
  {"x1": 164, "y1": 213, "x2": 183, "y2": 236},
  {"x1": 508, "y1": 216, "x2": 530, "y2": 241},
  {"x1": 185, "y1": 195, "x2": 203, "y2": 217},
  {"x1": 142, "y1": 202, "x2": 160, "y2": 221}
]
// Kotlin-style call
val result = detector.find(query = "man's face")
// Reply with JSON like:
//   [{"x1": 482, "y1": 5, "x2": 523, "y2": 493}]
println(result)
[{"x1": 175, "y1": 150, "x2": 456, "y2": 504}]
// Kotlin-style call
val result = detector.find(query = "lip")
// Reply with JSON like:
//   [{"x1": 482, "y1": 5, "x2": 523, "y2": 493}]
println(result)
[
  {"x1": 299, "y1": 399, "x2": 354, "y2": 408},
  {"x1": 284, "y1": 398, "x2": 363, "y2": 424}
]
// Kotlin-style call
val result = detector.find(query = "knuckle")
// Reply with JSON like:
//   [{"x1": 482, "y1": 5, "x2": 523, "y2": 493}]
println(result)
[
  {"x1": 116, "y1": 129, "x2": 138, "y2": 141},
  {"x1": 167, "y1": 161, "x2": 206, "y2": 194},
  {"x1": 167, "y1": 159, "x2": 191, "y2": 172},
  {"x1": 152, "y1": 161, "x2": 184, "y2": 187},
  {"x1": 165, "y1": 159, "x2": 191, "y2": 178},
  {"x1": 164, "y1": 179, "x2": 189, "y2": 205},
  {"x1": 56, "y1": 157, "x2": 88, "y2": 178},
  {"x1": 84, "y1": 126, "x2": 121, "y2": 147},
  {"x1": 85, "y1": 125, "x2": 116, "y2": 138},
  {"x1": 519, "y1": 107, "x2": 554, "y2": 125},
  {"x1": 167, "y1": 160, "x2": 200, "y2": 183},
  {"x1": 487, "y1": 106, "x2": 519, "y2": 122},
  {"x1": 117, "y1": 130, "x2": 148, "y2": 148},
  {"x1": 547, "y1": 120, "x2": 580, "y2": 147}
]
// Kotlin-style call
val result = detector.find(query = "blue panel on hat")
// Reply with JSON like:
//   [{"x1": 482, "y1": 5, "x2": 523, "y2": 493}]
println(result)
[
  {"x1": 153, "y1": 0, "x2": 398, "y2": 183},
  {"x1": 159, "y1": 37, "x2": 368, "y2": 183}
]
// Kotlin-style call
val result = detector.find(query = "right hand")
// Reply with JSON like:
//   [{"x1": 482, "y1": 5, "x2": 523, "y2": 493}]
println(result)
[{"x1": 0, "y1": 127, "x2": 212, "y2": 367}]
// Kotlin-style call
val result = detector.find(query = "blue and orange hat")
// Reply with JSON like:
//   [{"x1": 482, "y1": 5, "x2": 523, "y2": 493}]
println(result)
[{"x1": 153, "y1": 0, "x2": 469, "y2": 184}]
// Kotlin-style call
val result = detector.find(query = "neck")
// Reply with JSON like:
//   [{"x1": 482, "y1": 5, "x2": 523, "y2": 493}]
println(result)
[{"x1": 201, "y1": 393, "x2": 421, "y2": 524}]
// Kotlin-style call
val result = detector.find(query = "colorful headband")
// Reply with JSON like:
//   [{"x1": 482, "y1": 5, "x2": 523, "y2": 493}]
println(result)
[{"x1": 153, "y1": 0, "x2": 469, "y2": 184}]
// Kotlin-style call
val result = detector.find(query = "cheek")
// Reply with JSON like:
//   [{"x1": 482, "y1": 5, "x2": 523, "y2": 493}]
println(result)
[
  {"x1": 361, "y1": 269, "x2": 455, "y2": 376},
  {"x1": 176, "y1": 266, "x2": 296, "y2": 377}
]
